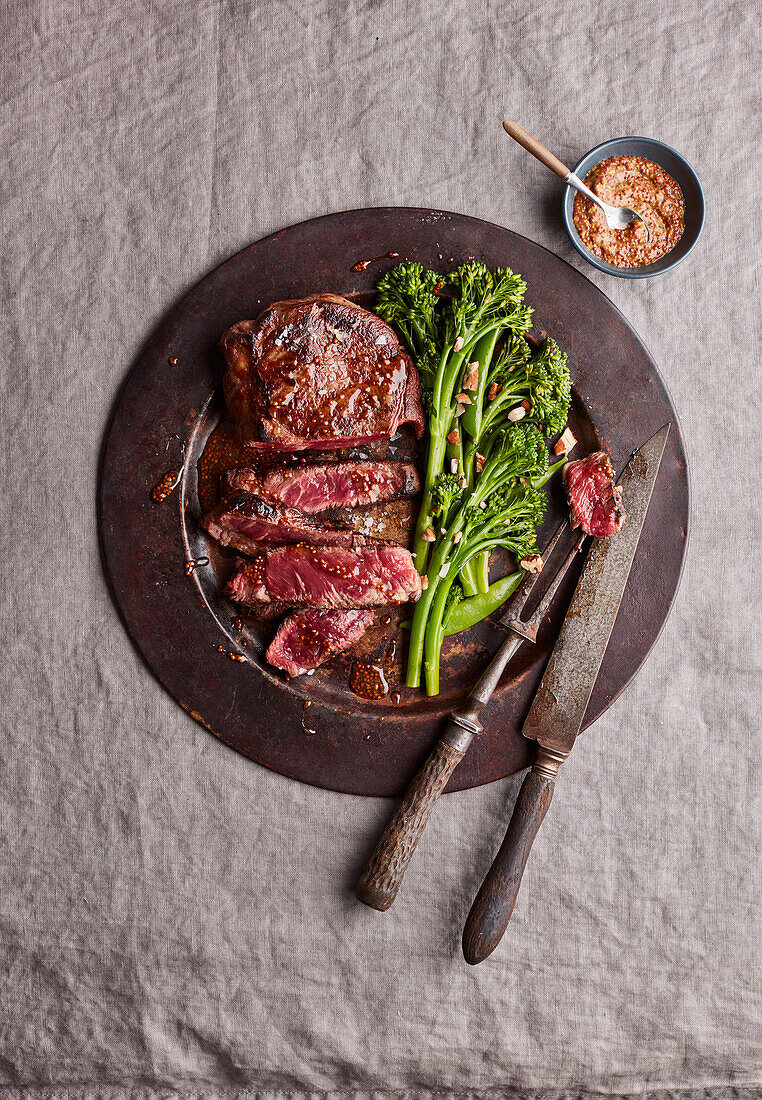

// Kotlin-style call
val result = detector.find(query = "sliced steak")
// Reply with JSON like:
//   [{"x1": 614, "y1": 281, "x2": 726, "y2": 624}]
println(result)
[
  {"x1": 221, "y1": 294, "x2": 425, "y2": 451},
  {"x1": 563, "y1": 451, "x2": 627, "y2": 537},
  {"x1": 222, "y1": 460, "x2": 420, "y2": 513},
  {"x1": 201, "y1": 491, "x2": 361, "y2": 550},
  {"x1": 225, "y1": 544, "x2": 421, "y2": 609},
  {"x1": 266, "y1": 608, "x2": 375, "y2": 677},
  {"x1": 225, "y1": 558, "x2": 290, "y2": 615}
]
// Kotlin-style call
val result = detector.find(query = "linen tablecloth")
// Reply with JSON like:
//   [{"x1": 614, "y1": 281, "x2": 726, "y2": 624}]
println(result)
[{"x1": 1, "y1": 1, "x2": 759, "y2": 1095}]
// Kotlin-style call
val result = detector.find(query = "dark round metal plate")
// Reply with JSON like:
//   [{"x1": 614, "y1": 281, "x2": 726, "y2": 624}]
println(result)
[{"x1": 98, "y1": 208, "x2": 689, "y2": 796}]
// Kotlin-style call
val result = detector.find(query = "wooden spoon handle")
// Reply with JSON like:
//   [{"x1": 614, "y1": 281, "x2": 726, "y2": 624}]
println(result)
[
  {"x1": 462, "y1": 760, "x2": 556, "y2": 964},
  {"x1": 502, "y1": 121, "x2": 571, "y2": 179},
  {"x1": 356, "y1": 739, "x2": 465, "y2": 911}
]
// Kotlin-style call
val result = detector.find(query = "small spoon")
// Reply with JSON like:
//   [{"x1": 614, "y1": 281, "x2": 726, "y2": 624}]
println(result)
[{"x1": 502, "y1": 120, "x2": 650, "y2": 243}]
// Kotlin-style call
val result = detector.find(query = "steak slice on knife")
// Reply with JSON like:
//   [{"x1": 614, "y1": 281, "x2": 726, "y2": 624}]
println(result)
[
  {"x1": 221, "y1": 294, "x2": 425, "y2": 451},
  {"x1": 225, "y1": 544, "x2": 422, "y2": 609},
  {"x1": 563, "y1": 451, "x2": 627, "y2": 537},
  {"x1": 266, "y1": 608, "x2": 375, "y2": 677},
  {"x1": 201, "y1": 491, "x2": 362, "y2": 551},
  {"x1": 222, "y1": 460, "x2": 421, "y2": 513}
]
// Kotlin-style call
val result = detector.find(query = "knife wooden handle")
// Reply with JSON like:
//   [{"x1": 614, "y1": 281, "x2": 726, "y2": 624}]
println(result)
[
  {"x1": 462, "y1": 749, "x2": 564, "y2": 964},
  {"x1": 356, "y1": 739, "x2": 464, "y2": 911}
]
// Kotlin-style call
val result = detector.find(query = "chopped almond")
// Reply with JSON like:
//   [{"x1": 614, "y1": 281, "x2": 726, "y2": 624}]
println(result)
[
  {"x1": 459, "y1": 477, "x2": 469, "y2": 488},
  {"x1": 421, "y1": 575, "x2": 429, "y2": 590},
  {"x1": 454, "y1": 403, "x2": 466, "y2": 418},
  {"x1": 487, "y1": 382, "x2": 502, "y2": 401},
  {"x1": 446, "y1": 428, "x2": 460, "y2": 445},
  {"x1": 439, "y1": 564, "x2": 450, "y2": 579},
  {"x1": 455, "y1": 392, "x2": 472, "y2": 405},
  {"x1": 475, "y1": 451, "x2": 485, "y2": 473},
  {"x1": 553, "y1": 427, "x2": 578, "y2": 456},
  {"x1": 450, "y1": 458, "x2": 459, "y2": 474},
  {"x1": 507, "y1": 406, "x2": 526, "y2": 422},
  {"x1": 521, "y1": 399, "x2": 531, "y2": 411},
  {"x1": 453, "y1": 337, "x2": 465, "y2": 352},
  {"x1": 464, "y1": 362, "x2": 479, "y2": 390},
  {"x1": 453, "y1": 530, "x2": 462, "y2": 544},
  {"x1": 521, "y1": 555, "x2": 544, "y2": 574},
  {"x1": 422, "y1": 527, "x2": 436, "y2": 542}
]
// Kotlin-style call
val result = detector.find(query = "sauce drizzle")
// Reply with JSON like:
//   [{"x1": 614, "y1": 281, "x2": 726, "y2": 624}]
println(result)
[
  {"x1": 351, "y1": 251, "x2": 400, "y2": 272},
  {"x1": 184, "y1": 556, "x2": 209, "y2": 575},
  {"x1": 350, "y1": 661, "x2": 389, "y2": 699},
  {"x1": 151, "y1": 467, "x2": 182, "y2": 502}
]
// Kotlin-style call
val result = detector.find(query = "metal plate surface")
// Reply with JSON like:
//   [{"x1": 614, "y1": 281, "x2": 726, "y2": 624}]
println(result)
[{"x1": 98, "y1": 208, "x2": 689, "y2": 795}]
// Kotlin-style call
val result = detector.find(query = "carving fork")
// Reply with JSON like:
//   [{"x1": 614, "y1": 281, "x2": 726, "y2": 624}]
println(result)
[{"x1": 356, "y1": 521, "x2": 586, "y2": 911}]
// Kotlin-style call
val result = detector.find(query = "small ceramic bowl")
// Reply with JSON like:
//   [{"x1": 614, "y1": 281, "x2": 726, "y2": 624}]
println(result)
[{"x1": 561, "y1": 136, "x2": 705, "y2": 279}]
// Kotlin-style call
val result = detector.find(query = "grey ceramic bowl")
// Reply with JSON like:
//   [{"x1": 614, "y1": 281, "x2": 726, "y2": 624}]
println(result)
[{"x1": 562, "y1": 137, "x2": 705, "y2": 279}]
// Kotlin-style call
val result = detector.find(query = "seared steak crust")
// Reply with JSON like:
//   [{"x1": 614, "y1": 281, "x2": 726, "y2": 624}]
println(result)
[{"x1": 221, "y1": 294, "x2": 425, "y2": 451}]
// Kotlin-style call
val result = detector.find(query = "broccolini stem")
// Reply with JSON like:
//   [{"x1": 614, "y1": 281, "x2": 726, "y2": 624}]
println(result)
[
  {"x1": 412, "y1": 332, "x2": 482, "y2": 568},
  {"x1": 406, "y1": 515, "x2": 467, "y2": 686},
  {"x1": 473, "y1": 552, "x2": 491, "y2": 593},
  {"x1": 459, "y1": 559, "x2": 480, "y2": 597},
  {"x1": 412, "y1": 430, "x2": 448, "y2": 570},
  {"x1": 424, "y1": 567, "x2": 458, "y2": 696},
  {"x1": 460, "y1": 329, "x2": 501, "y2": 443},
  {"x1": 423, "y1": 536, "x2": 503, "y2": 694}
]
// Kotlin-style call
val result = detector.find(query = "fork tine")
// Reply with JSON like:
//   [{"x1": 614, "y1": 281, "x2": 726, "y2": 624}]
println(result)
[
  {"x1": 499, "y1": 519, "x2": 570, "y2": 622},
  {"x1": 523, "y1": 530, "x2": 587, "y2": 631}
]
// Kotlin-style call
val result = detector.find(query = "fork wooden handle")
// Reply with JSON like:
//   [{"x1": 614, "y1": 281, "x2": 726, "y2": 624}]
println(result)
[
  {"x1": 356, "y1": 739, "x2": 465, "y2": 911},
  {"x1": 502, "y1": 121, "x2": 571, "y2": 179},
  {"x1": 462, "y1": 747, "x2": 565, "y2": 964}
]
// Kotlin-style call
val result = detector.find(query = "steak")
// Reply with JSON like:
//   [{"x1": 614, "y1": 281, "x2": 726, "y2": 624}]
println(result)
[
  {"x1": 201, "y1": 491, "x2": 361, "y2": 550},
  {"x1": 563, "y1": 451, "x2": 627, "y2": 537},
  {"x1": 221, "y1": 294, "x2": 425, "y2": 451},
  {"x1": 266, "y1": 608, "x2": 375, "y2": 677},
  {"x1": 225, "y1": 544, "x2": 421, "y2": 609},
  {"x1": 222, "y1": 460, "x2": 420, "y2": 513},
  {"x1": 225, "y1": 558, "x2": 291, "y2": 615}
]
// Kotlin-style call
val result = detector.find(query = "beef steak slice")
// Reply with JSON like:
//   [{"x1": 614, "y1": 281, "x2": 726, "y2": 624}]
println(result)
[
  {"x1": 221, "y1": 294, "x2": 425, "y2": 451},
  {"x1": 201, "y1": 491, "x2": 361, "y2": 550},
  {"x1": 563, "y1": 451, "x2": 626, "y2": 537},
  {"x1": 222, "y1": 460, "x2": 420, "y2": 513},
  {"x1": 225, "y1": 543, "x2": 421, "y2": 609},
  {"x1": 266, "y1": 608, "x2": 375, "y2": 677}
]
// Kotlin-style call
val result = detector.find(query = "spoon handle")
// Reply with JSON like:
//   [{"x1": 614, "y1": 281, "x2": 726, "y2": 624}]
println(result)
[{"x1": 502, "y1": 121, "x2": 570, "y2": 180}]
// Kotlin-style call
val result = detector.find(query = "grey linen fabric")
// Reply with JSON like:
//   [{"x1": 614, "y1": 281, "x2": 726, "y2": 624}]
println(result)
[{"x1": 1, "y1": 0, "x2": 760, "y2": 1095}]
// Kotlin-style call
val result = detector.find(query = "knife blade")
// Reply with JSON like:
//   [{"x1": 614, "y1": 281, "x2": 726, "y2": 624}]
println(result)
[
  {"x1": 523, "y1": 422, "x2": 670, "y2": 754},
  {"x1": 462, "y1": 424, "x2": 670, "y2": 963}
]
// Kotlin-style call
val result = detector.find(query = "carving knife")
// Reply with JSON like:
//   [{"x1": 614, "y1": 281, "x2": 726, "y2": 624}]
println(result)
[{"x1": 462, "y1": 423, "x2": 670, "y2": 964}]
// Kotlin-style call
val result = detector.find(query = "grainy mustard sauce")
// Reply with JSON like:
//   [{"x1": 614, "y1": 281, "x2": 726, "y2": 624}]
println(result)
[{"x1": 573, "y1": 156, "x2": 685, "y2": 268}]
